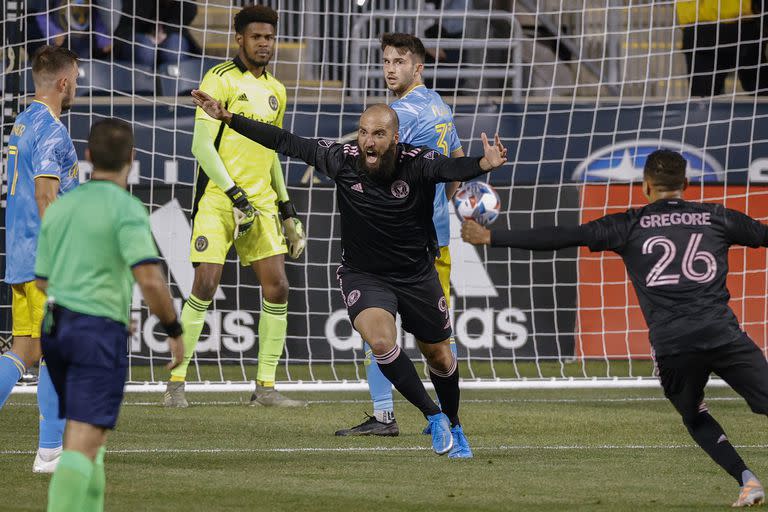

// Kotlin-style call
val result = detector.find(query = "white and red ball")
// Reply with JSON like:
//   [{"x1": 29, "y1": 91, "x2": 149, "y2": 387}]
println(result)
[{"x1": 453, "y1": 182, "x2": 501, "y2": 226}]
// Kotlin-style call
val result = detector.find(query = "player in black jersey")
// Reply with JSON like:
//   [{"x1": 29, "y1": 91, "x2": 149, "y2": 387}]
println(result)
[
  {"x1": 192, "y1": 89, "x2": 508, "y2": 457},
  {"x1": 462, "y1": 149, "x2": 768, "y2": 507}
]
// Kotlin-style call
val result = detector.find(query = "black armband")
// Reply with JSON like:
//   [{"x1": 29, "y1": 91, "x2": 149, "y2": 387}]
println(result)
[
  {"x1": 278, "y1": 200, "x2": 297, "y2": 220},
  {"x1": 162, "y1": 318, "x2": 183, "y2": 338}
]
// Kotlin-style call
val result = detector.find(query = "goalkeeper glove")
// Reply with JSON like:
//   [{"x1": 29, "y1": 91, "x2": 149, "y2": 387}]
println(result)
[
  {"x1": 226, "y1": 185, "x2": 258, "y2": 240},
  {"x1": 279, "y1": 200, "x2": 306, "y2": 259}
]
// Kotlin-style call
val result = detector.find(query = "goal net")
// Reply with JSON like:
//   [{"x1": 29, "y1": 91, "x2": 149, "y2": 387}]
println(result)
[{"x1": 2, "y1": 0, "x2": 767, "y2": 391}]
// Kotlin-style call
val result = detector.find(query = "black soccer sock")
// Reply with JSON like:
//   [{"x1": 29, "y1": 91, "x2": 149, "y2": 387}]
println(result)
[
  {"x1": 685, "y1": 410, "x2": 748, "y2": 485},
  {"x1": 374, "y1": 346, "x2": 441, "y2": 418},
  {"x1": 429, "y1": 354, "x2": 460, "y2": 427}
]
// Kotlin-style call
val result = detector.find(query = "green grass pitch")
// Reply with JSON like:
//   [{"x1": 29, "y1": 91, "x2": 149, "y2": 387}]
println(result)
[{"x1": 2, "y1": 387, "x2": 766, "y2": 511}]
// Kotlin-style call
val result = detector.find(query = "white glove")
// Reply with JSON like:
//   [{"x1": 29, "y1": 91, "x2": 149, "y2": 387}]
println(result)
[
  {"x1": 283, "y1": 217, "x2": 306, "y2": 259},
  {"x1": 232, "y1": 205, "x2": 259, "y2": 240}
]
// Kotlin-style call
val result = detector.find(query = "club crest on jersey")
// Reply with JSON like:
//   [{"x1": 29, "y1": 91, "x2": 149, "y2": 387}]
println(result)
[
  {"x1": 347, "y1": 290, "x2": 361, "y2": 306},
  {"x1": 269, "y1": 95, "x2": 279, "y2": 111},
  {"x1": 195, "y1": 236, "x2": 208, "y2": 252},
  {"x1": 424, "y1": 150, "x2": 437, "y2": 160},
  {"x1": 391, "y1": 180, "x2": 410, "y2": 199},
  {"x1": 438, "y1": 296, "x2": 447, "y2": 312},
  {"x1": 571, "y1": 139, "x2": 723, "y2": 183},
  {"x1": 318, "y1": 139, "x2": 334, "y2": 148}
]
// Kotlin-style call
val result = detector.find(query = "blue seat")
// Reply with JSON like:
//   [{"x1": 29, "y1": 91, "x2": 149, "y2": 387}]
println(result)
[
  {"x1": 77, "y1": 60, "x2": 158, "y2": 96},
  {"x1": 158, "y1": 57, "x2": 228, "y2": 96}
]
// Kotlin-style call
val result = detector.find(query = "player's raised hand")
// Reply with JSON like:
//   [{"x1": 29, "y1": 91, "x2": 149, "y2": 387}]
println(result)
[
  {"x1": 479, "y1": 133, "x2": 507, "y2": 171},
  {"x1": 166, "y1": 335, "x2": 185, "y2": 371},
  {"x1": 191, "y1": 89, "x2": 232, "y2": 123},
  {"x1": 461, "y1": 220, "x2": 492, "y2": 245}
]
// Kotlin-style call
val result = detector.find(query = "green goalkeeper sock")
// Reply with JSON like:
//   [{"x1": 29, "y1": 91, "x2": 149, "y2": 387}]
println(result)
[
  {"x1": 83, "y1": 446, "x2": 106, "y2": 512},
  {"x1": 170, "y1": 294, "x2": 211, "y2": 382},
  {"x1": 256, "y1": 299, "x2": 288, "y2": 387},
  {"x1": 47, "y1": 450, "x2": 93, "y2": 512}
]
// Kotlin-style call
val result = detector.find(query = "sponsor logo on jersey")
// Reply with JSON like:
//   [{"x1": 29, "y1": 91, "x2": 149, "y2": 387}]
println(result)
[
  {"x1": 318, "y1": 139, "x2": 334, "y2": 148},
  {"x1": 351, "y1": 183, "x2": 364, "y2": 193},
  {"x1": 269, "y1": 95, "x2": 279, "y2": 111},
  {"x1": 236, "y1": 93, "x2": 248, "y2": 102},
  {"x1": 571, "y1": 139, "x2": 723, "y2": 183},
  {"x1": 347, "y1": 289, "x2": 361, "y2": 306},
  {"x1": 391, "y1": 180, "x2": 410, "y2": 198},
  {"x1": 195, "y1": 236, "x2": 208, "y2": 252}
]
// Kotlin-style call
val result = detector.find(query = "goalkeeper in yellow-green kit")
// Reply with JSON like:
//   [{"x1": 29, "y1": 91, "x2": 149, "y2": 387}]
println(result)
[{"x1": 163, "y1": 5, "x2": 306, "y2": 408}]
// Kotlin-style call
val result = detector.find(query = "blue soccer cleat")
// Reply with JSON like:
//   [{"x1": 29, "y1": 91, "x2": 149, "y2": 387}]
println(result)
[
  {"x1": 426, "y1": 413, "x2": 453, "y2": 455},
  {"x1": 448, "y1": 424, "x2": 473, "y2": 459}
]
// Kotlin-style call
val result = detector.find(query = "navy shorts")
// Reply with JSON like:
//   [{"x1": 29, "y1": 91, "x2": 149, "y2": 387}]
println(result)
[
  {"x1": 41, "y1": 305, "x2": 129, "y2": 430},
  {"x1": 336, "y1": 266, "x2": 452, "y2": 344}
]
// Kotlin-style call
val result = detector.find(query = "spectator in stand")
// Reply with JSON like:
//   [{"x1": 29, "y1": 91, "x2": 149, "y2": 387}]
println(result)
[
  {"x1": 28, "y1": 0, "x2": 113, "y2": 59},
  {"x1": 676, "y1": 0, "x2": 768, "y2": 96},
  {"x1": 422, "y1": 0, "x2": 470, "y2": 93},
  {"x1": 114, "y1": 0, "x2": 200, "y2": 67}
]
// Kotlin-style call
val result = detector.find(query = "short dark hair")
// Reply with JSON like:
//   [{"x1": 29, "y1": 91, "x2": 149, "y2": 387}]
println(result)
[
  {"x1": 32, "y1": 45, "x2": 78, "y2": 82},
  {"x1": 643, "y1": 149, "x2": 687, "y2": 191},
  {"x1": 88, "y1": 118, "x2": 134, "y2": 172},
  {"x1": 234, "y1": 5, "x2": 278, "y2": 34},
  {"x1": 381, "y1": 33, "x2": 427, "y2": 63}
]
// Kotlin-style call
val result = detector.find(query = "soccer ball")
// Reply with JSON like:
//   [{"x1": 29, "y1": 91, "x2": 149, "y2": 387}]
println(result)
[{"x1": 453, "y1": 182, "x2": 501, "y2": 226}]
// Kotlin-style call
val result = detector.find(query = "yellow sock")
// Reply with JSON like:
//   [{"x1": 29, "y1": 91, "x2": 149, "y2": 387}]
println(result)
[
  {"x1": 170, "y1": 295, "x2": 211, "y2": 381},
  {"x1": 256, "y1": 300, "x2": 287, "y2": 385}
]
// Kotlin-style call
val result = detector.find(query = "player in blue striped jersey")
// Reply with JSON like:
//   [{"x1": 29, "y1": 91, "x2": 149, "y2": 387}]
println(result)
[
  {"x1": 334, "y1": 33, "x2": 471, "y2": 458},
  {"x1": 1, "y1": 46, "x2": 80, "y2": 473}
]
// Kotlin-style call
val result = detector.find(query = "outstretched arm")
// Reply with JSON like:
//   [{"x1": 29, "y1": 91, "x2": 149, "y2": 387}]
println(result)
[
  {"x1": 192, "y1": 89, "x2": 338, "y2": 176},
  {"x1": 724, "y1": 207, "x2": 768, "y2": 248},
  {"x1": 461, "y1": 220, "x2": 589, "y2": 250},
  {"x1": 445, "y1": 147, "x2": 464, "y2": 200},
  {"x1": 421, "y1": 133, "x2": 508, "y2": 183}
]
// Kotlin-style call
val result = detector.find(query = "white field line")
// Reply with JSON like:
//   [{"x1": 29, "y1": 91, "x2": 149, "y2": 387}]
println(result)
[
  {"x1": 3, "y1": 396, "x2": 747, "y2": 407},
  {"x1": 11, "y1": 378, "x2": 734, "y2": 394},
  {"x1": 3, "y1": 444, "x2": 768, "y2": 456}
]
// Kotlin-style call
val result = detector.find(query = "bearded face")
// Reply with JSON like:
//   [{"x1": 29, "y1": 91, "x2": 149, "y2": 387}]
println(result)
[
  {"x1": 238, "y1": 22, "x2": 276, "y2": 69},
  {"x1": 357, "y1": 140, "x2": 398, "y2": 183},
  {"x1": 356, "y1": 107, "x2": 400, "y2": 183}
]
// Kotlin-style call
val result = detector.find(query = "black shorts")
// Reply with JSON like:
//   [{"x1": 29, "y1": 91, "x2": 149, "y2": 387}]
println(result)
[
  {"x1": 336, "y1": 266, "x2": 451, "y2": 344},
  {"x1": 657, "y1": 333, "x2": 768, "y2": 422},
  {"x1": 41, "y1": 305, "x2": 129, "y2": 430}
]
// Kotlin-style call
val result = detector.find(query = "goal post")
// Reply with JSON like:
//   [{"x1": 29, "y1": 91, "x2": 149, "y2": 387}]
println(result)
[{"x1": 2, "y1": 0, "x2": 768, "y2": 392}]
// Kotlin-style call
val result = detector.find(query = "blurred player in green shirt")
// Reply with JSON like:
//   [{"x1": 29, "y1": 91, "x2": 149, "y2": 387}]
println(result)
[{"x1": 37, "y1": 118, "x2": 183, "y2": 512}]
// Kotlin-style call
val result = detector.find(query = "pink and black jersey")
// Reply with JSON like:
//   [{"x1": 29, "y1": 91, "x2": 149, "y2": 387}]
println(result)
[
  {"x1": 582, "y1": 199, "x2": 768, "y2": 356},
  {"x1": 227, "y1": 114, "x2": 490, "y2": 283}
]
